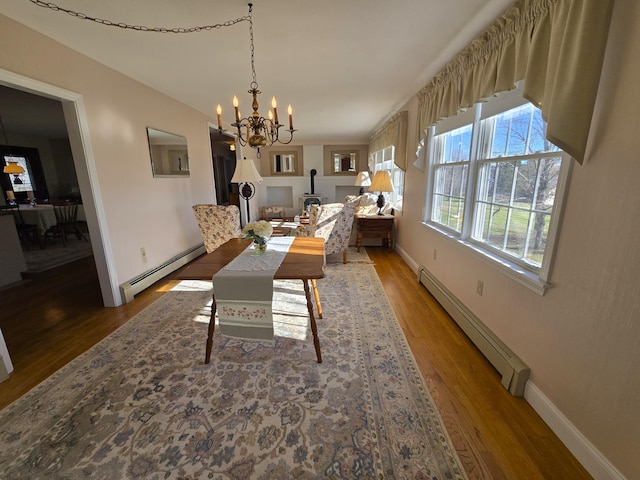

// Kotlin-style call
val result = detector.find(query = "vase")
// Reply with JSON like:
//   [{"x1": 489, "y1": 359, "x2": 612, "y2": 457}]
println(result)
[{"x1": 253, "y1": 240, "x2": 267, "y2": 253}]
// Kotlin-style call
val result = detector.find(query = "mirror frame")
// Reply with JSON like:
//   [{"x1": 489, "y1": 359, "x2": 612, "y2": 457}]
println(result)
[
  {"x1": 146, "y1": 127, "x2": 190, "y2": 177},
  {"x1": 270, "y1": 151, "x2": 298, "y2": 175},
  {"x1": 331, "y1": 150, "x2": 359, "y2": 174}
]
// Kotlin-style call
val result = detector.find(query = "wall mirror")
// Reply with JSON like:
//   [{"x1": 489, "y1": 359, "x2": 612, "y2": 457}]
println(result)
[
  {"x1": 147, "y1": 127, "x2": 189, "y2": 177},
  {"x1": 270, "y1": 151, "x2": 297, "y2": 175},
  {"x1": 332, "y1": 151, "x2": 358, "y2": 174}
]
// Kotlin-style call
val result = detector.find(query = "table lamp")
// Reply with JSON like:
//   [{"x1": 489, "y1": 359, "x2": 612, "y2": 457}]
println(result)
[
  {"x1": 369, "y1": 171, "x2": 394, "y2": 215},
  {"x1": 354, "y1": 171, "x2": 371, "y2": 195}
]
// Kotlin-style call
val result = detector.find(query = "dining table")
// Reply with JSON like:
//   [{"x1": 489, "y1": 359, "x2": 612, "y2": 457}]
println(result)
[
  {"x1": 177, "y1": 237, "x2": 326, "y2": 364},
  {"x1": 17, "y1": 204, "x2": 57, "y2": 236},
  {"x1": 17, "y1": 203, "x2": 86, "y2": 243}
]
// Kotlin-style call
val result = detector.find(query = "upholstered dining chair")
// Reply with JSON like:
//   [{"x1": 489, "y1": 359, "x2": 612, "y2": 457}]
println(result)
[
  {"x1": 192, "y1": 204, "x2": 242, "y2": 253},
  {"x1": 295, "y1": 202, "x2": 356, "y2": 264}
]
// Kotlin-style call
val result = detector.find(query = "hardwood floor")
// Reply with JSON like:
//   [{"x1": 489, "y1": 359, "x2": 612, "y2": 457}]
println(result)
[{"x1": 0, "y1": 249, "x2": 592, "y2": 479}]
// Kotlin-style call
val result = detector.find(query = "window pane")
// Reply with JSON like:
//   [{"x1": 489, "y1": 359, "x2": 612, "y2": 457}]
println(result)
[
  {"x1": 432, "y1": 164, "x2": 467, "y2": 232},
  {"x1": 473, "y1": 155, "x2": 561, "y2": 267},
  {"x1": 482, "y1": 104, "x2": 560, "y2": 158},
  {"x1": 436, "y1": 125, "x2": 472, "y2": 164}
]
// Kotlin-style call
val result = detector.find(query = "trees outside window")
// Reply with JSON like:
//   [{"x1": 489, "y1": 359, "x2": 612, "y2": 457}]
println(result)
[{"x1": 425, "y1": 87, "x2": 570, "y2": 289}]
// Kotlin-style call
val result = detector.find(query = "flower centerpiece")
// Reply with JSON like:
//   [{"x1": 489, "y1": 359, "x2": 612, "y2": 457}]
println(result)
[{"x1": 242, "y1": 220, "x2": 274, "y2": 252}]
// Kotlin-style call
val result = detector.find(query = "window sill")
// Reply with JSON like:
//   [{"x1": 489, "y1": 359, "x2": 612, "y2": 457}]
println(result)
[{"x1": 422, "y1": 222, "x2": 550, "y2": 296}]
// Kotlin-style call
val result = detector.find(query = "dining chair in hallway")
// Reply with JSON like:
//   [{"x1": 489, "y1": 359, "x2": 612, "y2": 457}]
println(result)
[
  {"x1": 295, "y1": 202, "x2": 356, "y2": 264},
  {"x1": 45, "y1": 202, "x2": 87, "y2": 247},
  {"x1": 192, "y1": 204, "x2": 242, "y2": 253},
  {"x1": 7, "y1": 205, "x2": 40, "y2": 249}
]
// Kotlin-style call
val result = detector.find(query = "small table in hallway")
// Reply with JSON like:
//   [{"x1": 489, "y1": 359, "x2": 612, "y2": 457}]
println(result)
[
  {"x1": 356, "y1": 214, "x2": 394, "y2": 252},
  {"x1": 177, "y1": 237, "x2": 326, "y2": 364}
]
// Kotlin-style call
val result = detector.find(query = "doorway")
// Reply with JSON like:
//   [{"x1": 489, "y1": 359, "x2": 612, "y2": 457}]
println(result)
[
  {"x1": 0, "y1": 69, "x2": 117, "y2": 307},
  {"x1": 209, "y1": 128, "x2": 240, "y2": 209}
]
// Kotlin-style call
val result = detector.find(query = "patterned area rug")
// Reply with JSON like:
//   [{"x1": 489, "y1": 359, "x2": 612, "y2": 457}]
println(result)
[
  {"x1": 23, "y1": 234, "x2": 92, "y2": 273},
  {"x1": 0, "y1": 256, "x2": 467, "y2": 479}
]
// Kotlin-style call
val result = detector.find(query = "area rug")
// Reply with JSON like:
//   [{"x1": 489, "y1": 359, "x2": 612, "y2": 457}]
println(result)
[
  {"x1": 23, "y1": 234, "x2": 93, "y2": 273},
  {"x1": 0, "y1": 258, "x2": 467, "y2": 479},
  {"x1": 327, "y1": 245, "x2": 374, "y2": 264}
]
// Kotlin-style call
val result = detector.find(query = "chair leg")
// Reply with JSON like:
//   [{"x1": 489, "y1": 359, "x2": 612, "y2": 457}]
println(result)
[{"x1": 343, "y1": 250, "x2": 347, "y2": 264}]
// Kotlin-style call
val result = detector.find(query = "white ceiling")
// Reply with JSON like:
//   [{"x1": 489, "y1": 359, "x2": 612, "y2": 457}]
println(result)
[{"x1": 0, "y1": 0, "x2": 513, "y2": 143}]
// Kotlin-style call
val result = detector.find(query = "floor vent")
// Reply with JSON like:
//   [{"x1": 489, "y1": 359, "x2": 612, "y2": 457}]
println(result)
[
  {"x1": 418, "y1": 266, "x2": 530, "y2": 396},
  {"x1": 119, "y1": 244, "x2": 206, "y2": 304}
]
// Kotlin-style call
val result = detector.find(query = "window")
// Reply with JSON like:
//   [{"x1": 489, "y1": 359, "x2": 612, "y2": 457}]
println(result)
[
  {"x1": 370, "y1": 145, "x2": 404, "y2": 211},
  {"x1": 4, "y1": 155, "x2": 35, "y2": 192},
  {"x1": 425, "y1": 86, "x2": 570, "y2": 292}
]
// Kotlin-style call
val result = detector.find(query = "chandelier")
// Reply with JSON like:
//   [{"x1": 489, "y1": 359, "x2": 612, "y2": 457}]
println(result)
[{"x1": 216, "y1": 4, "x2": 295, "y2": 157}]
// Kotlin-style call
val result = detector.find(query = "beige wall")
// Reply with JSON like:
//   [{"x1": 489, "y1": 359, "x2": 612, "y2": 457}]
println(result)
[
  {"x1": 1, "y1": 1, "x2": 639, "y2": 477},
  {"x1": 0, "y1": 14, "x2": 217, "y2": 305},
  {"x1": 394, "y1": 0, "x2": 639, "y2": 478}
]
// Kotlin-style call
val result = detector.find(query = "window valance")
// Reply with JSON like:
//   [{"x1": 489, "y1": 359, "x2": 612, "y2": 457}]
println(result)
[
  {"x1": 415, "y1": 0, "x2": 614, "y2": 164},
  {"x1": 369, "y1": 110, "x2": 408, "y2": 170}
]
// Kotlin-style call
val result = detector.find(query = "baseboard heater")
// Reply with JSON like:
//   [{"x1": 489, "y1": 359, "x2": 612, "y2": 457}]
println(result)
[
  {"x1": 119, "y1": 244, "x2": 206, "y2": 304},
  {"x1": 418, "y1": 266, "x2": 530, "y2": 396}
]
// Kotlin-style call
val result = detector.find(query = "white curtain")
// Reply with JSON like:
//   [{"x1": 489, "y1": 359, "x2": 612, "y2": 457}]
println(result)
[
  {"x1": 415, "y1": 0, "x2": 614, "y2": 164},
  {"x1": 369, "y1": 110, "x2": 408, "y2": 170}
]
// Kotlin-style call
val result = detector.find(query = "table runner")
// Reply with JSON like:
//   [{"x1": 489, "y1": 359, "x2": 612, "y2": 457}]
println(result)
[{"x1": 213, "y1": 236, "x2": 294, "y2": 341}]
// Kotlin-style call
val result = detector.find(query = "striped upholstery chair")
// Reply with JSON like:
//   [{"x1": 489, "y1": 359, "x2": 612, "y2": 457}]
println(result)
[
  {"x1": 192, "y1": 204, "x2": 242, "y2": 253},
  {"x1": 295, "y1": 202, "x2": 356, "y2": 264}
]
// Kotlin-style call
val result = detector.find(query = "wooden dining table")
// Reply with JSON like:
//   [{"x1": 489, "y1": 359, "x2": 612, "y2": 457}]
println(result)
[{"x1": 177, "y1": 237, "x2": 326, "y2": 364}]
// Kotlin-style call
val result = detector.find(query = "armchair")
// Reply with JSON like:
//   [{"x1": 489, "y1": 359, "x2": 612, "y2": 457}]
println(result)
[
  {"x1": 260, "y1": 205, "x2": 286, "y2": 221},
  {"x1": 192, "y1": 204, "x2": 242, "y2": 253},
  {"x1": 295, "y1": 202, "x2": 356, "y2": 264}
]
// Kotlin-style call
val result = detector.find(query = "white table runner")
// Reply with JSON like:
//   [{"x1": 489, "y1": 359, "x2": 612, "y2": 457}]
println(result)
[{"x1": 213, "y1": 236, "x2": 295, "y2": 341}]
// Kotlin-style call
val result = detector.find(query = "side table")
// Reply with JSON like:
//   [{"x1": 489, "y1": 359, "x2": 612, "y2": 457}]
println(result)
[{"x1": 356, "y1": 214, "x2": 394, "y2": 252}]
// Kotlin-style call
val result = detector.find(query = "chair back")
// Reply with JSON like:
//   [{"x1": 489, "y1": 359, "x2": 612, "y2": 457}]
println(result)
[
  {"x1": 52, "y1": 202, "x2": 79, "y2": 226},
  {"x1": 192, "y1": 204, "x2": 242, "y2": 253},
  {"x1": 307, "y1": 202, "x2": 356, "y2": 257}
]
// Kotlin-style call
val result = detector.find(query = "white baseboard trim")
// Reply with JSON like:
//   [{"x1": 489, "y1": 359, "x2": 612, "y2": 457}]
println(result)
[
  {"x1": 393, "y1": 245, "x2": 626, "y2": 480},
  {"x1": 525, "y1": 381, "x2": 627, "y2": 480}
]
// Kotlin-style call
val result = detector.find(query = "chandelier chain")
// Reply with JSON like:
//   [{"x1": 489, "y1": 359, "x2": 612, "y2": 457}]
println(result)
[
  {"x1": 248, "y1": 4, "x2": 257, "y2": 89},
  {"x1": 27, "y1": 0, "x2": 250, "y2": 33}
]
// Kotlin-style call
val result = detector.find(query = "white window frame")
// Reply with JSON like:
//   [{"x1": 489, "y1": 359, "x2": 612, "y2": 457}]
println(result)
[
  {"x1": 370, "y1": 145, "x2": 404, "y2": 211},
  {"x1": 423, "y1": 85, "x2": 572, "y2": 295}
]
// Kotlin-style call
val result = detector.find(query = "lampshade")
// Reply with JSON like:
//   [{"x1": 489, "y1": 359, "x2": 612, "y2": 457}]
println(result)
[
  {"x1": 354, "y1": 171, "x2": 371, "y2": 187},
  {"x1": 369, "y1": 171, "x2": 394, "y2": 193},
  {"x1": 231, "y1": 157, "x2": 263, "y2": 184},
  {"x1": 3, "y1": 161, "x2": 25, "y2": 175}
]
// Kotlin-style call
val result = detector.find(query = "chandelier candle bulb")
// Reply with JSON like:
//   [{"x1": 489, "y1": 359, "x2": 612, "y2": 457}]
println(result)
[
  {"x1": 271, "y1": 97, "x2": 279, "y2": 124},
  {"x1": 233, "y1": 95, "x2": 240, "y2": 122},
  {"x1": 288, "y1": 105, "x2": 293, "y2": 130},
  {"x1": 216, "y1": 104, "x2": 223, "y2": 129}
]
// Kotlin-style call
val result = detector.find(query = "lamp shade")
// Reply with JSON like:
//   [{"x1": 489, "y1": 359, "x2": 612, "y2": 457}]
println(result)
[
  {"x1": 231, "y1": 157, "x2": 263, "y2": 184},
  {"x1": 3, "y1": 161, "x2": 25, "y2": 175},
  {"x1": 369, "y1": 170, "x2": 394, "y2": 193},
  {"x1": 354, "y1": 171, "x2": 371, "y2": 187}
]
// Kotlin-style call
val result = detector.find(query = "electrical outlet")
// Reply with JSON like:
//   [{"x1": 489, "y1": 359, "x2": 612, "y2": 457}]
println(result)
[
  {"x1": 140, "y1": 247, "x2": 148, "y2": 264},
  {"x1": 476, "y1": 280, "x2": 484, "y2": 296},
  {"x1": 433, "y1": 249, "x2": 437, "y2": 260}
]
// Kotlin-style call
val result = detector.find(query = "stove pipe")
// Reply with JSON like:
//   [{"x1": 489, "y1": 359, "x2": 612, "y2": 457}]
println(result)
[{"x1": 309, "y1": 169, "x2": 317, "y2": 194}]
